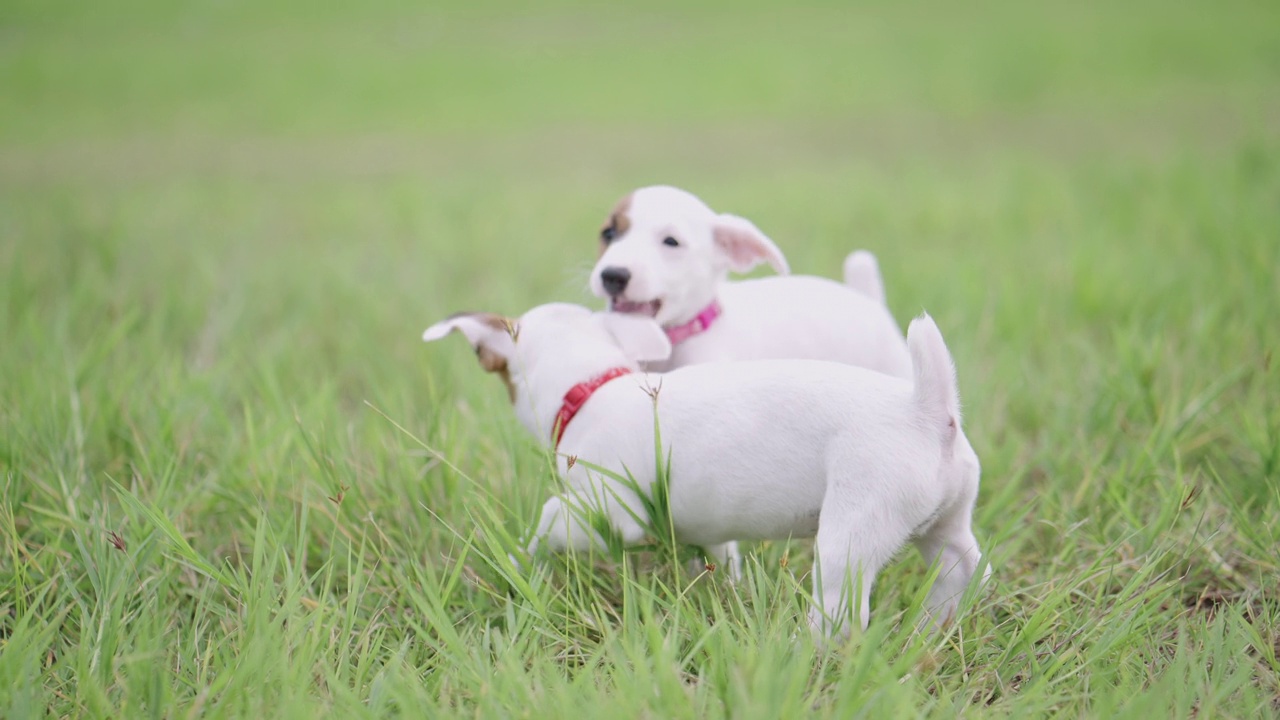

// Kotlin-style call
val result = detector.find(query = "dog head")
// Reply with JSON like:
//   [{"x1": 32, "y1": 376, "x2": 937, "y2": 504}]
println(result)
[
  {"x1": 590, "y1": 186, "x2": 790, "y2": 326},
  {"x1": 424, "y1": 304, "x2": 671, "y2": 436}
]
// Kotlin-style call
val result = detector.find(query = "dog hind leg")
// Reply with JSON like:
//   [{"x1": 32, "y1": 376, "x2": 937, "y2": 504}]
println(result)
[
  {"x1": 806, "y1": 503, "x2": 917, "y2": 638},
  {"x1": 913, "y1": 508, "x2": 987, "y2": 627}
]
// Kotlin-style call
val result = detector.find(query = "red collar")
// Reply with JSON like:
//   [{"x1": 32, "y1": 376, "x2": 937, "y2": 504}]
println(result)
[
  {"x1": 665, "y1": 300, "x2": 722, "y2": 345},
  {"x1": 552, "y1": 367, "x2": 633, "y2": 449}
]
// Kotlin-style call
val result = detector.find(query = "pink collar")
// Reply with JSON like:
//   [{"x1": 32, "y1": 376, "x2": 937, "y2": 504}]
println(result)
[
  {"x1": 552, "y1": 367, "x2": 633, "y2": 449},
  {"x1": 665, "y1": 301, "x2": 722, "y2": 345}
]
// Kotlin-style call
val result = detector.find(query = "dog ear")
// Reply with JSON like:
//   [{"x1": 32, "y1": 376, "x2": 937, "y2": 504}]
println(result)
[
  {"x1": 599, "y1": 312, "x2": 672, "y2": 363},
  {"x1": 423, "y1": 312, "x2": 518, "y2": 371},
  {"x1": 712, "y1": 213, "x2": 790, "y2": 275}
]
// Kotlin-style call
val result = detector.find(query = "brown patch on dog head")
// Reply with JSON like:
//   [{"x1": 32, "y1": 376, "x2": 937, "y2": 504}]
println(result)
[
  {"x1": 599, "y1": 192, "x2": 633, "y2": 257},
  {"x1": 442, "y1": 311, "x2": 517, "y2": 402},
  {"x1": 476, "y1": 346, "x2": 515, "y2": 402}
]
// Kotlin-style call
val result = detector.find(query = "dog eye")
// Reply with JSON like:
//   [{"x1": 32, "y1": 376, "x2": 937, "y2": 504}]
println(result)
[
  {"x1": 601, "y1": 225, "x2": 617, "y2": 243},
  {"x1": 662, "y1": 236, "x2": 680, "y2": 247}
]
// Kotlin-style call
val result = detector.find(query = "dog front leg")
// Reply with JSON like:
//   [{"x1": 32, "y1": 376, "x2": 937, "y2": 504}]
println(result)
[{"x1": 526, "y1": 494, "x2": 649, "y2": 557}]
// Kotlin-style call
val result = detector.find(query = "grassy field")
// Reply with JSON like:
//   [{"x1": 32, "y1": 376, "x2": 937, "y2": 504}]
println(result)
[{"x1": 3, "y1": 0, "x2": 1279, "y2": 716}]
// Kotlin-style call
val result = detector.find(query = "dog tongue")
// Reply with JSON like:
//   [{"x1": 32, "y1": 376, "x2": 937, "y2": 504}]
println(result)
[{"x1": 612, "y1": 299, "x2": 660, "y2": 317}]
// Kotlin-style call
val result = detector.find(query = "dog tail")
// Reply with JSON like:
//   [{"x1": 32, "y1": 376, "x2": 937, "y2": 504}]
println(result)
[
  {"x1": 907, "y1": 313, "x2": 961, "y2": 433},
  {"x1": 842, "y1": 250, "x2": 886, "y2": 305}
]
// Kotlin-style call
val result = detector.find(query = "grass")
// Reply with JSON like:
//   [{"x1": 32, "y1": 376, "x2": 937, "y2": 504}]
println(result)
[{"x1": 2, "y1": 0, "x2": 1279, "y2": 716}]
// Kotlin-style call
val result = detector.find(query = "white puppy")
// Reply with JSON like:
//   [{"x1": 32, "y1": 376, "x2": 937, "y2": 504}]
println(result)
[
  {"x1": 590, "y1": 185, "x2": 913, "y2": 377},
  {"x1": 423, "y1": 303, "x2": 987, "y2": 637}
]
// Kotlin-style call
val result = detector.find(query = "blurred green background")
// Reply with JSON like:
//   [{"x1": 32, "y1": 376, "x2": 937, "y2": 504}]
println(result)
[{"x1": 5, "y1": 0, "x2": 1276, "y2": 389}]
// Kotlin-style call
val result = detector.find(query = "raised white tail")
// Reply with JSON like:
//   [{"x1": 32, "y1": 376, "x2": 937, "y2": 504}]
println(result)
[
  {"x1": 842, "y1": 250, "x2": 886, "y2": 305},
  {"x1": 907, "y1": 313, "x2": 961, "y2": 431}
]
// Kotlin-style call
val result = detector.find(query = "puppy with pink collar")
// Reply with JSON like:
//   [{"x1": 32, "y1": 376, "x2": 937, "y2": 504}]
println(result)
[
  {"x1": 423, "y1": 304, "x2": 987, "y2": 637},
  {"x1": 590, "y1": 185, "x2": 913, "y2": 377}
]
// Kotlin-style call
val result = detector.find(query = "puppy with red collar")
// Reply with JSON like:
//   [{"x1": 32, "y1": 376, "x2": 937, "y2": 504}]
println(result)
[
  {"x1": 591, "y1": 186, "x2": 912, "y2": 377},
  {"x1": 423, "y1": 303, "x2": 987, "y2": 637}
]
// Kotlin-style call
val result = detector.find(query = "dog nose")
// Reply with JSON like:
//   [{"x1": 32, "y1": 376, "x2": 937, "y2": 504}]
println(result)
[{"x1": 600, "y1": 267, "x2": 631, "y2": 297}]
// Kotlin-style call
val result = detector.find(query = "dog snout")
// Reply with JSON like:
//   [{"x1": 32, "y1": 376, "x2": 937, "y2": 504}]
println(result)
[{"x1": 600, "y1": 267, "x2": 631, "y2": 297}]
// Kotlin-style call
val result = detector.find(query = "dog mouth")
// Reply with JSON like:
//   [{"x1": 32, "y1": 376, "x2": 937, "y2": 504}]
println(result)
[{"x1": 610, "y1": 298, "x2": 662, "y2": 318}]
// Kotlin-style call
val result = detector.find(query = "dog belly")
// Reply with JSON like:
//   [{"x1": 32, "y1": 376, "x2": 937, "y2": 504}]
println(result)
[
  {"x1": 664, "y1": 439, "x2": 830, "y2": 546},
  {"x1": 673, "y1": 501, "x2": 822, "y2": 546}
]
